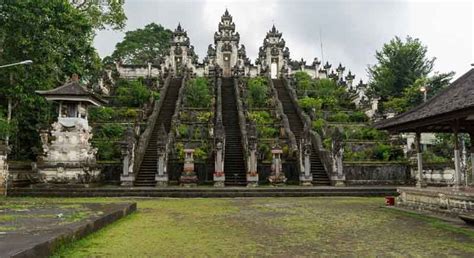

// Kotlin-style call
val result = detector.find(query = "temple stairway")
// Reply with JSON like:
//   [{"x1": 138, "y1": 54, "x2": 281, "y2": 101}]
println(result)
[
  {"x1": 273, "y1": 79, "x2": 330, "y2": 185},
  {"x1": 221, "y1": 78, "x2": 247, "y2": 186},
  {"x1": 135, "y1": 78, "x2": 182, "y2": 187}
]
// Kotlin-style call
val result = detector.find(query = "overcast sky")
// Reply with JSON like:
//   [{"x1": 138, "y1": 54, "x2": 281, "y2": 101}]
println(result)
[{"x1": 94, "y1": 0, "x2": 473, "y2": 81}]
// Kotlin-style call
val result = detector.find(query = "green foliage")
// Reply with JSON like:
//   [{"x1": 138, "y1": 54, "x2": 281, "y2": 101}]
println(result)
[
  {"x1": 89, "y1": 107, "x2": 140, "y2": 122},
  {"x1": 368, "y1": 36, "x2": 435, "y2": 101},
  {"x1": 345, "y1": 143, "x2": 404, "y2": 161},
  {"x1": 196, "y1": 112, "x2": 213, "y2": 123},
  {"x1": 193, "y1": 147, "x2": 207, "y2": 161},
  {"x1": 70, "y1": 0, "x2": 126, "y2": 30},
  {"x1": 247, "y1": 77, "x2": 268, "y2": 108},
  {"x1": 0, "y1": 0, "x2": 102, "y2": 159},
  {"x1": 248, "y1": 111, "x2": 273, "y2": 125},
  {"x1": 177, "y1": 124, "x2": 189, "y2": 138},
  {"x1": 312, "y1": 119, "x2": 326, "y2": 135},
  {"x1": 294, "y1": 71, "x2": 313, "y2": 93},
  {"x1": 92, "y1": 123, "x2": 126, "y2": 161},
  {"x1": 348, "y1": 111, "x2": 369, "y2": 123},
  {"x1": 185, "y1": 77, "x2": 211, "y2": 108},
  {"x1": 298, "y1": 97, "x2": 323, "y2": 112},
  {"x1": 111, "y1": 23, "x2": 172, "y2": 64},
  {"x1": 95, "y1": 123, "x2": 125, "y2": 139},
  {"x1": 344, "y1": 127, "x2": 388, "y2": 141},
  {"x1": 115, "y1": 80, "x2": 151, "y2": 107},
  {"x1": 422, "y1": 150, "x2": 450, "y2": 163},
  {"x1": 258, "y1": 127, "x2": 279, "y2": 138},
  {"x1": 0, "y1": 116, "x2": 11, "y2": 141},
  {"x1": 328, "y1": 112, "x2": 350, "y2": 123}
]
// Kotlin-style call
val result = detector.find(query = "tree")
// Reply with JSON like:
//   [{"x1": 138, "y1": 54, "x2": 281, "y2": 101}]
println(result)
[
  {"x1": 110, "y1": 23, "x2": 172, "y2": 64},
  {"x1": 70, "y1": 0, "x2": 126, "y2": 30},
  {"x1": 185, "y1": 78, "x2": 211, "y2": 108},
  {"x1": 0, "y1": 0, "x2": 102, "y2": 159},
  {"x1": 367, "y1": 36, "x2": 435, "y2": 102}
]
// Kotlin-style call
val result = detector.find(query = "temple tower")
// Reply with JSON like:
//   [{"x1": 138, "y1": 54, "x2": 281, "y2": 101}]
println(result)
[
  {"x1": 258, "y1": 25, "x2": 290, "y2": 78},
  {"x1": 163, "y1": 23, "x2": 198, "y2": 76},
  {"x1": 210, "y1": 9, "x2": 241, "y2": 77}
]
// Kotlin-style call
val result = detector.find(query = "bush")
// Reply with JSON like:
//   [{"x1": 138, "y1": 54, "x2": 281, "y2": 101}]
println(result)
[
  {"x1": 95, "y1": 123, "x2": 125, "y2": 139},
  {"x1": 344, "y1": 127, "x2": 388, "y2": 141},
  {"x1": 298, "y1": 97, "x2": 322, "y2": 111},
  {"x1": 328, "y1": 112, "x2": 350, "y2": 122},
  {"x1": 258, "y1": 126, "x2": 278, "y2": 138},
  {"x1": 185, "y1": 77, "x2": 211, "y2": 108},
  {"x1": 94, "y1": 141, "x2": 121, "y2": 161},
  {"x1": 247, "y1": 77, "x2": 268, "y2": 108},
  {"x1": 115, "y1": 79, "x2": 151, "y2": 107},
  {"x1": 312, "y1": 118, "x2": 326, "y2": 135},
  {"x1": 348, "y1": 111, "x2": 369, "y2": 123},
  {"x1": 248, "y1": 111, "x2": 273, "y2": 125}
]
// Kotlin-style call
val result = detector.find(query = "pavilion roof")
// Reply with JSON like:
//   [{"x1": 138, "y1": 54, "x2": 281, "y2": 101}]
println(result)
[
  {"x1": 374, "y1": 68, "x2": 474, "y2": 133},
  {"x1": 36, "y1": 80, "x2": 107, "y2": 106}
]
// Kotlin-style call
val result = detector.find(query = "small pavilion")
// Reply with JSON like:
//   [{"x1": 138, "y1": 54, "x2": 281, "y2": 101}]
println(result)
[{"x1": 375, "y1": 68, "x2": 474, "y2": 188}]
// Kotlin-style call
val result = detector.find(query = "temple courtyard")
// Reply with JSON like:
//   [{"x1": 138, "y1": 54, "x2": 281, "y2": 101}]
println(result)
[{"x1": 2, "y1": 197, "x2": 472, "y2": 257}]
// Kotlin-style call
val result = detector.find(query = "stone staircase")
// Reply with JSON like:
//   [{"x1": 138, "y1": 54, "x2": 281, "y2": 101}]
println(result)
[
  {"x1": 221, "y1": 78, "x2": 247, "y2": 186},
  {"x1": 273, "y1": 79, "x2": 330, "y2": 185},
  {"x1": 135, "y1": 78, "x2": 182, "y2": 187}
]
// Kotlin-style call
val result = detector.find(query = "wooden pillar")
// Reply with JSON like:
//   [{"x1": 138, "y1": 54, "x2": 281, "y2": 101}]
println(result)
[
  {"x1": 415, "y1": 132, "x2": 425, "y2": 188},
  {"x1": 453, "y1": 122, "x2": 462, "y2": 188}
]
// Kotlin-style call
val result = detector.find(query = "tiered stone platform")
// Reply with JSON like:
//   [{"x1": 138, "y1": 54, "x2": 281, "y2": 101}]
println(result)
[
  {"x1": 397, "y1": 187, "x2": 474, "y2": 216},
  {"x1": 8, "y1": 186, "x2": 397, "y2": 198}
]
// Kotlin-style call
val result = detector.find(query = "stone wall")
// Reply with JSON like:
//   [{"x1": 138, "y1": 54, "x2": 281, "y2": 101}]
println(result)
[
  {"x1": 397, "y1": 187, "x2": 474, "y2": 216},
  {"x1": 416, "y1": 163, "x2": 456, "y2": 186},
  {"x1": 344, "y1": 162, "x2": 411, "y2": 185}
]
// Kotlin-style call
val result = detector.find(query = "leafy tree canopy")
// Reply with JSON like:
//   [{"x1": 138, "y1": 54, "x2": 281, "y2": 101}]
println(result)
[
  {"x1": 0, "y1": 0, "x2": 102, "y2": 159},
  {"x1": 110, "y1": 23, "x2": 172, "y2": 65},
  {"x1": 185, "y1": 77, "x2": 211, "y2": 108},
  {"x1": 70, "y1": 0, "x2": 126, "y2": 30},
  {"x1": 367, "y1": 36, "x2": 435, "y2": 100}
]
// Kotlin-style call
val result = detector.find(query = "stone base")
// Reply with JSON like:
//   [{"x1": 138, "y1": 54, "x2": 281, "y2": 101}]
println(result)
[
  {"x1": 180, "y1": 173, "x2": 198, "y2": 187},
  {"x1": 120, "y1": 175, "x2": 135, "y2": 186},
  {"x1": 247, "y1": 181, "x2": 258, "y2": 187},
  {"x1": 155, "y1": 175, "x2": 169, "y2": 187},
  {"x1": 397, "y1": 186, "x2": 474, "y2": 217},
  {"x1": 214, "y1": 181, "x2": 225, "y2": 187},
  {"x1": 268, "y1": 174, "x2": 287, "y2": 186},
  {"x1": 332, "y1": 180, "x2": 346, "y2": 187},
  {"x1": 38, "y1": 165, "x2": 100, "y2": 184},
  {"x1": 299, "y1": 174, "x2": 313, "y2": 186}
]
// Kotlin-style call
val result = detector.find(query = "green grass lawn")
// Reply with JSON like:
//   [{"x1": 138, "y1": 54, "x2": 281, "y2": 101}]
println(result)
[{"x1": 5, "y1": 197, "x2": 473, "y2": 257}]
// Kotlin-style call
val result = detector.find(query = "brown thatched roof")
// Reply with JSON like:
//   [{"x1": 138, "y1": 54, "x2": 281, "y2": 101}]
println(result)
[{"x1": 374, "y1": 68, "x2": 474, "y2": 133}]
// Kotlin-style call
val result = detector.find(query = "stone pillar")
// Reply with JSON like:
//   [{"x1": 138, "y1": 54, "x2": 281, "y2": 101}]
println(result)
[
  {"x1": 299, "y1": 138, "x2": 313, "y2": 186},
  {"x1": 268, "y1": 146, "x2": 286, "y2": 185},
  {"x1": 415, "y1": 132, "x2": 426, "y2": 188},
  {"x1": 120, "y1": 128, "x2": 135, "y2": 186},
  {"x1": 453, "y1": 130, "x2": 462, "y2": 188},
  {"x1": 180, "y1": 149, "x2": 198, "y2": 187},
  {"x1": 213, "y1": 140, "x2": 225, "y2": 187},
  {"x1": 330, "y1": 127, "x2": 345, "y2": 186},
  {"x1": 247, "y1": 123, "x2": 258, "y2": 187},
  {"x1": 155, "y1": 125, "x2": 169, "y2": 187}
]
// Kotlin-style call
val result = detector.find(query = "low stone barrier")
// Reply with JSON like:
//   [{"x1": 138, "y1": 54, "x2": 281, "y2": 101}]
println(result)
[
  {"x1": 344, "y1": 162, "x2": 411, "y2": 185},
  {"x1": 397, "y1": 187, "x2": 474, "y2": 216}
]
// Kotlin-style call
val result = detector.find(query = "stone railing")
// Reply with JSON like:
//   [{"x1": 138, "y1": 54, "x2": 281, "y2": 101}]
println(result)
[
  {"x1": 234, "y1": 77, "x2": 250, "y2": 175},
  {"x1": 133, "y1": 74, "x2": 171, "y2": 175},
  {"x1": 213, "y1": 77, "x2": 225, "y2": 186},
  {"x1": 282, "y1": 76, "x2": 334, "y2": 180},
  {"x1": 267, "y1": 76, "x2": 298, "y2": 154}
]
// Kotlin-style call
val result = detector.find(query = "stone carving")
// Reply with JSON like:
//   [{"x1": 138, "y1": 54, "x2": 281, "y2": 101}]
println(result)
[
  {"x1": 268, "y1": 143, "x2": 287, "y2": 185},
  {"x1": 120, "y1": 127, "x2": 136, "y2": 186},
  {"x1": 247, "y1": 121, "x2": 258, "y2": 186},
  {"x1": 330, "y1": 127, "x2": 345, "y2": 186},
  {"x1": 299, "y1": 126, "x2": 313, "y2": 186},
  {"x1": 214, "y1": 118, "x2": 225, "y2": 187},
  {"x1": 180, "y1": 149, "x2": 198, "y2": 186}
]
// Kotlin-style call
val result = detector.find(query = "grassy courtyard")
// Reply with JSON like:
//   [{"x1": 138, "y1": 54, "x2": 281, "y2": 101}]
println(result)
[{"x1": 4, "y1": 197, "x2": 473, "y2": 257}]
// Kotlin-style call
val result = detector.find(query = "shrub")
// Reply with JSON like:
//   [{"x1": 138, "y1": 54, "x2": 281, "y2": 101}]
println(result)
[
  {"x1": 95, "y1": 123, "x2": 125, "y2": 139},
  {"x1": 94, "y1": 141, "x2": 121, "y2": 161},
  {"x1": 247, "y1": 77, "x2": 268, "y2": 108},
  {"x1": 328, "y1": 112, "x2": 350, "y2": 122},
  {"x1": 348, "y1": 111, "x2": 369, "y2": 123},
  {"x1": 115, "y1": 79, "x2": 151, "y2": 107},
  {"x1": 185, "y1": 77, "x2": 211, "y2": 108},
  {"x1": 298, "y1": 97, "x2": 322, "y2": 111},
  {"x1": 248, "y1": 111, "x2": 273, "y2": 125},
  {"x1": 258, "y1": 126, "x2": 278, "y2": 138},
  {"x1": 312, "y1": 118, "x2": 326, "y2": 135},
  {"x1": 196, "y1": 111, "x2": 213, "y2": 123}
]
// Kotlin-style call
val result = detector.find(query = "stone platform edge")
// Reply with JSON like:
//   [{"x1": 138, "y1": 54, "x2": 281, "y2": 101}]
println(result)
[{"x1": 10, "y1": 202, "x2": 137, "y2": 258}]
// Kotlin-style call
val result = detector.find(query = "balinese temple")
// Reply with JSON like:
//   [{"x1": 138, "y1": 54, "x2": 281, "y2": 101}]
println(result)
[
  {"x1": 35, "y1": 75, "x2": 107, "y2": 183},
  {"x1": 114, "y1": 9, "x2": 366, "y2": 103},
  {"x1": 161, "y1": 23, "x2": 199, "y2": 76}
]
